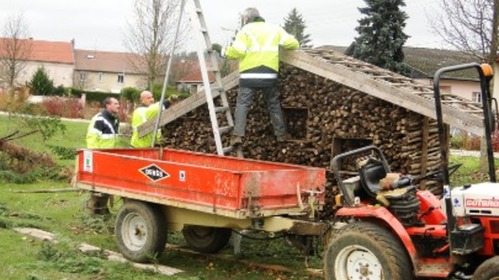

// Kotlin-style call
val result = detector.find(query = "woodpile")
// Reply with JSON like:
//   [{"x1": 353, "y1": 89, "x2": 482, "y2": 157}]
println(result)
[{"x1": 162, "y1": 64, "x2": 444, "y2": 215}]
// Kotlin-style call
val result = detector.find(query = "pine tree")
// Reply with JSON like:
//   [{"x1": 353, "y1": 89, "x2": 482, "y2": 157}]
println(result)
[
  {"x1": 28, "y1": 66, "x2": 54, "y2": 96},
  {"x1": 283, "y1": 8, "x2": 312, "y2": 48},
  {"x1": 353, "y1": 0, "x2": 409, "y2": 74}
]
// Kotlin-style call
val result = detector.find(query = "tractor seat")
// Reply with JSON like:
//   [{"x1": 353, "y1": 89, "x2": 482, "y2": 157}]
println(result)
[{"x1": 359, "y1": 157, "x2": 388, "y2": 198}]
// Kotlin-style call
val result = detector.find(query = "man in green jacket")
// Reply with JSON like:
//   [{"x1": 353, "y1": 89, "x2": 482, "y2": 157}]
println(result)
[
  {"x1": 86, "y1": 97, "x2": 120, "y2": 149},
  {"x1": 85, "y1": 97, "x2": 120, "y2": 215},
  {"x1": 130, "y1": 90, "x2": 171, "y2": 148},
  {"x1": 224, "y1": 7, "x2": 299, "y2": 146}
]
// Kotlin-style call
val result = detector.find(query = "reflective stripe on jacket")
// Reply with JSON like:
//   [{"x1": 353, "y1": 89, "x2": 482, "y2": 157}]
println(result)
[
  {"x1": 225, "y1": 21, "x2": 299, "y2": 87},
  {"x1": 86, "y1": 110, "x2": 119, "y2": 149},
  {"x1": 130, "y1": 102, "x2": 162, "y2": 148}
]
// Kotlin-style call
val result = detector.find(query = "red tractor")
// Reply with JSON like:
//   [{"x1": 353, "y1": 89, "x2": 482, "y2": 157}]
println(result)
[{"x1": 324, "y1": 63, "x2": 499, "y2": 279}]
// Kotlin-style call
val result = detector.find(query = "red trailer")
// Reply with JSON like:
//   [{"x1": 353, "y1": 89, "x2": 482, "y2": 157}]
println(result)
[{"x1": 75, "y1": 147, "x2": 326, "y2": 262}]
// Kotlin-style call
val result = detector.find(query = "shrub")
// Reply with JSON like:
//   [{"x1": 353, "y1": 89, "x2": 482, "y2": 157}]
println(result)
[
  {"x1": 120, "y1": 87, "x2": 140, "y2": 102},
  {"x1": 491, "y1": 129, "x2": 499, "y2": 152},
  {"x1": 53, "y1": 85, "x2": 66, "y2": 96},
  {"x1": 150, "y1": 83, "x2": 181, "y2": 101},
  {"x1": 28, "y1": 67, "x2": 55, "y2": 96},
  {"x1": 451, "y1": 132, "x2": 481, "y2": 151},
  {"x1": 40, "y1": 97, "x2": 84, "y2": 119},
  {"x1": 68, "y1": 88, "x2": 120, "y2": 104}
]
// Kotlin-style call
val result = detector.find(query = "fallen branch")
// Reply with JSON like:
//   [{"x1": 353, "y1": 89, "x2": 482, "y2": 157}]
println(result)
[{"x1": 11, "y1": 188, "x2": 80, "y2": 194}]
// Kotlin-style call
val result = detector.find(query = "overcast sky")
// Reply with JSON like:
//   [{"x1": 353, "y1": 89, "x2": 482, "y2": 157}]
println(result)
[{"x1": 1, "y1": 0, "x2": 447, "y2": 53}]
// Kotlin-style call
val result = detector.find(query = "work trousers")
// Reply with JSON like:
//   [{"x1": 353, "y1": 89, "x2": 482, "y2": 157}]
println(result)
[{"x1": 232, "y1": 86, "x2": 286, "y2": 137}]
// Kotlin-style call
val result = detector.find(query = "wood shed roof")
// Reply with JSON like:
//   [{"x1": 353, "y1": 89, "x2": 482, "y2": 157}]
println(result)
[{"x1": 139, "y1": 48, "x2": 485, "y2": 137}]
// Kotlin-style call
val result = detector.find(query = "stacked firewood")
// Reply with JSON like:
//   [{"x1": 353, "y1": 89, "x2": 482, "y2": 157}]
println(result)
[{"x1": 163, "y1": 64, "x2": 443, "y2": 204}]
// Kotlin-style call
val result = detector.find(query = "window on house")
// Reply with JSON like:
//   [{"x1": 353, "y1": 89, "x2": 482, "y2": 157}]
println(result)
[
  {"x1": 79, "y1": 71, "x2": 87, "y2": 81},
  {"x1": 117, "y1": 73, "x2": 124, "y2": 84},
  {"x1": 472, "y1": 92, "x2": 482, "y2": 103},
  {"x1": 98, "y1": 72, "x2": 103, "y2": 83}
]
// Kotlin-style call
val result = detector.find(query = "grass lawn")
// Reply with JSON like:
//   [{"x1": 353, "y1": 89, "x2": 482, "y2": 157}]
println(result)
[
  {"x1": 0, "y1": 114, "x2": 497, "y2": 279},
  {"x1": 0, "y1": 114, "x2": 317, "y2": 279}
]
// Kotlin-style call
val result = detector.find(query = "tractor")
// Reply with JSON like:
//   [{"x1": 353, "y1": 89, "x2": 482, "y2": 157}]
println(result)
[{"x1": 323, "y1": 63, "x2": 499, "y2": 279}]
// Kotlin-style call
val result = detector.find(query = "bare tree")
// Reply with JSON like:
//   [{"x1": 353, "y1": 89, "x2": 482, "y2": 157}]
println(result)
[
  {"x1": 430, "y1": 0, "x2": 498, "y2": 65},
  {"x1": 0, "y1": 13, "x2": 32, "y2": 94},
  {"x1": 124, "y1": 0, "x2": 188, "y2": 90},
  {"x1": 431, "y1": 0, "x2": 499, "y2": 174}
]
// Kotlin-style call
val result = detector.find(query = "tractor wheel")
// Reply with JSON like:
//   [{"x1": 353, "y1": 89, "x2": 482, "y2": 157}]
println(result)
[
  {"x1": 182, "y1": 226, "x2": 231, "y2": 253},
  {"x1": 115, "y1": 200, "x2": 167, "y2": 263},
  {"x1": 472, "y1": 256, "x2": 499, "y2": 280},
  {"x1": 324, "y1": 221, "x2": 413, "y2": 280}
]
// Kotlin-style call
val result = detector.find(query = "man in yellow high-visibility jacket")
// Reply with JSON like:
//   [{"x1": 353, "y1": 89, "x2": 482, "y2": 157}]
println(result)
[
  {"x1": 224, "y1": 7, "x2": 299, "y2": 146},
  {"x1": 85, "y1": 97, "x2": 120, "y2": 215},
  {"x1": 86, "y1": 97, "x2": 120, "y2": 149},
  {"x1": 130, "y1": 90, "x2": 170, "y2": 148}
]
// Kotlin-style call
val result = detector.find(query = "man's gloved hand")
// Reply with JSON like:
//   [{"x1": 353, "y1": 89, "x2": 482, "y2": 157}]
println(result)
[
  {"x1": 211, "y1": 44, "x2": 226, "y2": 58},
  {"x1": 163, "y1": 99, "x2": 171, "y2": 109},
  {"x1": 211, "y1": 44, "x2": 222, "y2": 55}
]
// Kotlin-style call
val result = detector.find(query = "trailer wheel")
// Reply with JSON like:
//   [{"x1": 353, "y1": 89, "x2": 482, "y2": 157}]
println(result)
[
  {"x1": 182, "y1": 226, "x2": 231, "y2": 253},
  {"x1": 324, "y1": 221, "x2": 413, "y2": 280},
  {"x1": 472, "y1": 256, "x2": 499, "y2": 280},
  {"x1": 115, "y1": 201, "x2": 167, "y2": 263}
]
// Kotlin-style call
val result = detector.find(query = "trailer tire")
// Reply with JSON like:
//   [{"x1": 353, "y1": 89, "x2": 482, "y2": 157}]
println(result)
[
  {"x1": 472, "y1": 256, "x2": 499, "y2": 280},
  {"x1": 182, "y1": 226, "x2": 231, "y2": 253},
  {"x1": 115, "y1": 200, "x2": 167, "y2": 263},
  {"x1": 324, "y1": 221, "x2": 413, "y2": 280}
]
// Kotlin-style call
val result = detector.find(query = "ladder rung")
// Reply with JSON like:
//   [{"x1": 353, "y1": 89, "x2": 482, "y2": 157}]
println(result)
[
  {"x1": 215, "y1": 106, "x2": 229, "y2": 113},
  {"x1": 211, "y1": 86, "x2": 223, "y2": 92},
  {"x1": 218, "y1": 125, "x2": 233, "y2": 134},
  {"x1": 206, "y1": 67, "x2": 219, "y2": 72}
]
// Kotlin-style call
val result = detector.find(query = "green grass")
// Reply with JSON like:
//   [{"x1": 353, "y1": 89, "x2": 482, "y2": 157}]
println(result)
[
  {"x1": 1, "y1": 113, "x2": 496, "y2": 279},
  {"x1": 449, "y1": 155, "x2": 499, "y2": 187},
  {"x1": 0, "y1": 181, "x2": 316, "y2": 279},
  {"x1": 0, "y1": 115, "x2": 317, "y2": 279}
]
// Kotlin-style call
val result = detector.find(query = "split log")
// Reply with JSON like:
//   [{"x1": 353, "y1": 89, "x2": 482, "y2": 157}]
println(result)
[{"x1": 162, "y1": 63, "x2": 445, "y2": 217}]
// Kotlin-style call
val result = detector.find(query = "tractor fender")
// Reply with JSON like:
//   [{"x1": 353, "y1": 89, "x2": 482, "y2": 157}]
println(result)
[{"x1": 335, "y1": 206, "x2": 418, "y2": 268}]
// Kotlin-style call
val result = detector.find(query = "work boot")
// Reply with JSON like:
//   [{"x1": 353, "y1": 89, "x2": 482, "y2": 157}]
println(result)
[
  {"x1": 276, "y1": 133, "x2": 292, "y2": 142},
  {"x1": 230, "y1": 135, "x2": 243, "y2": 146},
  {"x1": 86, "y1": 193, "x2": 110, "y2": 215}
]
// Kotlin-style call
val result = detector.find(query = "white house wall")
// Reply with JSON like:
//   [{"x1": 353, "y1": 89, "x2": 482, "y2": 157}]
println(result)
[
  {"x1": 20, "y1": 61, "x2": 73, "y2": 88},
  {"x1": 416, "y1": 78, "x2": 480, "y2": 101},
  {"x1": 75, "y1": 70, "x2": 146, "y2": 93}
]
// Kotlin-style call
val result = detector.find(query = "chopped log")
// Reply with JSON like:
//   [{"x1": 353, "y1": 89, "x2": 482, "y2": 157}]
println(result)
[{"x1": 162, "y1": 63, "x2": 445, "y2": 217}]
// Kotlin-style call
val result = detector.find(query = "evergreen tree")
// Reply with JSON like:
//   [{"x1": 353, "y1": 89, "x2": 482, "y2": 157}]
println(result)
[
  {"x1": 282, "y1": 8, "x2": 312, "y2": 48},
  {"x1": 353, "y1": 0, "x2": 409, "y2": 74},
  {"x1": 28, "y1": 66, "x2": 54, "y2": 96}
]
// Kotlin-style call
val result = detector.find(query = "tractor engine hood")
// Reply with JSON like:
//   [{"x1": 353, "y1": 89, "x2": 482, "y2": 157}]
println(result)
[{"x1": 451, "y1": 182, "x2": 499, "y2": 217}]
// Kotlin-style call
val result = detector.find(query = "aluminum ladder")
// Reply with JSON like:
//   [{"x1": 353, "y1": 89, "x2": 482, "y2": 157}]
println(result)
[{"x1": 185, "y1": 0, "x2": 242, "y2": 157}]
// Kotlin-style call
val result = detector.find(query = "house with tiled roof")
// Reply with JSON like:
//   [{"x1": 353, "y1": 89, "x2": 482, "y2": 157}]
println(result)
[
  {"x1": 175, "y1": 59, "x2": 236, "y2": 94},
  {"x1": 175, "y1": 60, "x2": 214, "y2": 94},
  {"x1": 74, "y1": 49, "x2": 147, "y2": 93},
  {"x1": 0, "y1": 38, "x2": 74, "y2": 88}
]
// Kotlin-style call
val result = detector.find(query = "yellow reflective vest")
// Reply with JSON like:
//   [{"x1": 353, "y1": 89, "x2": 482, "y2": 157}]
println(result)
[
  {"x1": 225, "y1": 20, "x2": 299, "y2": 87},
  {"x1": 130, "y1": 102, "x2": 163, "y2": 148},
  {"x1": 86, "y1": 110, "x2": 119, "y2": 149}
]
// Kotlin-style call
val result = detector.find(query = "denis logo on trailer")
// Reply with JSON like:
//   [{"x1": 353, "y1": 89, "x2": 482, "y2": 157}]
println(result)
[{"x1": 139, "y1": 164, "x2": 170, "y2": 182}]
